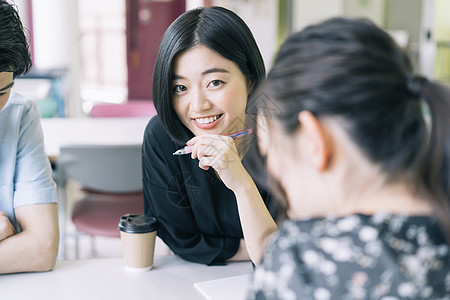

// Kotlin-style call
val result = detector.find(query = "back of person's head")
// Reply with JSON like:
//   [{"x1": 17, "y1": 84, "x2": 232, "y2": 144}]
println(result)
[
  {"x1": 0, "y1": 0, "x2": 32, "y2": 78},
  {"x1": 255, "y1": 17, "x2": 450, "y2": 237},
  {"x1": 153, "y1": 6, "x2": 266, "y2": 145}
]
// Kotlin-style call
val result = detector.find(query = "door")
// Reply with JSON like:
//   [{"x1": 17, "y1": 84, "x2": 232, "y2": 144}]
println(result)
[{"x1": 126, "y1": 0, "x2": 186, "y2": 101}]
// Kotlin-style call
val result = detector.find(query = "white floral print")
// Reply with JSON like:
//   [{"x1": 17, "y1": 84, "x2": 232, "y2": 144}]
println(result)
[{"x1": 247, "y1": 214, "x2": 450, "y2": 299}]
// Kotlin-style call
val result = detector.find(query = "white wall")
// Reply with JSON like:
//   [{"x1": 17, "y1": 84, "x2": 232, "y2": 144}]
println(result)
[
  {"x1": 10, "y1": 0, "x2": 30, "y2": 29},
  {"x1": 32, "y1": 0, "x2": 82, "y2": 116},
  {"x1": 31, "y1": 0, "x2": 73, "y2": 69},
  {"x1": 209, "y1": 0, "x2": 279, "y2": 69},
  {"x1": 345, "y1": 0, "x2": 386, "y2": 26},
  {"x1": 186, "y1": 0, "x2": 204, "y2": 9},
  {"x1": 293, "y1": 0, "x2": 344, "y2": 32},
  {"x1": 292, "y1": 0, "x2": 387, "y2": 31}
]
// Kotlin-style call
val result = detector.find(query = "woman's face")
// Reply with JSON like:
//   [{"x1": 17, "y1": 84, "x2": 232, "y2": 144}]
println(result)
[
  {"x1": 172, "y1": 45, "x2": 250, "y2": 136},
  {"x1": 257, "y1": 114, "x2": 298, "y2": 193},
  {"x1": 257, "y1": 113, "x2": 325, "y2": 220}
]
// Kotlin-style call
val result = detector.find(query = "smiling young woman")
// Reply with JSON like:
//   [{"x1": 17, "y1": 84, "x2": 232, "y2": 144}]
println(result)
[{"x1": 141, "y1": 6, "x2": 279, "y2": 266}]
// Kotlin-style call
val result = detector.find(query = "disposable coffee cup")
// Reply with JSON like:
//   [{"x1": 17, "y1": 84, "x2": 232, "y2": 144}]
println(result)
[{"x1": 118, "y1": 214, "x2": 158, "y2": 272}]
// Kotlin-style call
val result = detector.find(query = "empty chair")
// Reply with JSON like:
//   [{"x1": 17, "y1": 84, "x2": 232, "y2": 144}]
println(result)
[{"x1": 57, "y1": 144, "x2": 144, "y2": 259}]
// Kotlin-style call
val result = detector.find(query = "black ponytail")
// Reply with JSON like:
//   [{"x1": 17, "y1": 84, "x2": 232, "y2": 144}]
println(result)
[{"x1": 419, "y1": 81, "x2": 450, "y2": 240}]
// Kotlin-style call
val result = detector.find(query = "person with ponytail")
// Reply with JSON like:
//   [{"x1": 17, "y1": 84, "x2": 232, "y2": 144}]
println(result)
[{"x1": 247, "y1": 17, "x2": 449, "y2": 299}]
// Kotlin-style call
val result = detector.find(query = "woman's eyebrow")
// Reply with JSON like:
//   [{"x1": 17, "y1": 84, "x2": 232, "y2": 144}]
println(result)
[
  {"x1": 0, "y1": 81, "x2": 14, "y2": 92},
  {"x1": 201, "y1": 68, "x2": 229, "y2": 75},
  {"x1": 172, "y1": 74, "x2": 184, "y2": 80},
  {"x1": 172, "y1": 68, "x2": 229, "y2": 81}
]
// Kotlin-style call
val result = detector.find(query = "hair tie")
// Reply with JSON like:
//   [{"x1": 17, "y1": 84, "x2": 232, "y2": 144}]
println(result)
[{"x1": 406, "y1": 75, "x2": 428, "y2": 98}]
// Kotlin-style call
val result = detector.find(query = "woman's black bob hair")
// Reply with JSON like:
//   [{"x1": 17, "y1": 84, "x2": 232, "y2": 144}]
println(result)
[{"x1": 152, "y1": 6, "x2": 266, "y2": 145}]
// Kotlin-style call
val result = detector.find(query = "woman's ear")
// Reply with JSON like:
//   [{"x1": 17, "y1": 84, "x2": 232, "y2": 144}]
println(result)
[
  {"x1": 297, "y1": 111, "x2": 333, "y2": 171},
  {"x1": 256, "y1": 113, "x2": 269, "y2": 157},
  {"x1": 247, "y1": 76, "x2": 254, "y2": 95}
]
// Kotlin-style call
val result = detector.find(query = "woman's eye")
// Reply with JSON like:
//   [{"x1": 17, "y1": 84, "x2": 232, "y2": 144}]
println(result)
[
  {"x1": 173, "y1": 85, "x2": 187, "y2": 93},
  {"x1": 208, "y1": 80, "x2": 224, "y2": 88}
]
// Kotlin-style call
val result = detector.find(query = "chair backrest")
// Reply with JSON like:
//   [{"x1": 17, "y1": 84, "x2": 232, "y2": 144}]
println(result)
[
  {"x1": 58, "y1": 144, "x2": 142, "y2": 193},
  {"x1": 90, "y1": 101, "x2": 157, "y2": 118}
]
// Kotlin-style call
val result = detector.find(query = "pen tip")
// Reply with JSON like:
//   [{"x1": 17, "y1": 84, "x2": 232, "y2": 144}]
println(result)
[{"x1": 173, "y1": 149, "x2": 183, "y2": 155}]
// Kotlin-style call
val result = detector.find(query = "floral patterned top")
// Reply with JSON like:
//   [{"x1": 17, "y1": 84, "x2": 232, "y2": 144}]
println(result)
[{"x1": 247, "y1": 213, "x2": 450, "y2": 300}]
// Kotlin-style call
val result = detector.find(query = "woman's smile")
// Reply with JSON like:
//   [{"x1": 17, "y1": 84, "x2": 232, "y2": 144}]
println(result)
[{"x1": 193, "y1": 114, "x2": 223, "y2": 129}]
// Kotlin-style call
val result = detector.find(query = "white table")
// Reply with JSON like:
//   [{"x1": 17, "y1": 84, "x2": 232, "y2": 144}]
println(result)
[
  {"x1": 0, "y1": 255, "x2": 253, "y2": 300},
  {"x1": 40, "y1": 117, "x2": 150, "y2": 160}
]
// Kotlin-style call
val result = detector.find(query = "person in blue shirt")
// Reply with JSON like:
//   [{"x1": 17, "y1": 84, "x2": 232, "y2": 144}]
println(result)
[
  {"x1": 247, "y1": 17, "x2": 450, "y2": 299},
  {"x1": 0, "y1": 0, "x2": 59, "y2": 274}
]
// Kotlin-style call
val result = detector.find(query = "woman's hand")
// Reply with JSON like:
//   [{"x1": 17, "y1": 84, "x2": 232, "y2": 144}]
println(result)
[
  {"x1": 0, "y1": 211, "x2": 16, "y2": 242},
  {"x1": 187, "y1": 134, "x2": 250, "y2": 191},
  {"x1": 187, "y1": 133, "x2": 278, "y2": 265}
]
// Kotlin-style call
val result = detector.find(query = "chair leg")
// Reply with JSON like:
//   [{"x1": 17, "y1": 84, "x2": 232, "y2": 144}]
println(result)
[
  {"x1": 75, "y1": 233, "x2": 80, "y2": 260},
  {"x1": 90, "y1": 236, "x2": 96, "y2": 258}
]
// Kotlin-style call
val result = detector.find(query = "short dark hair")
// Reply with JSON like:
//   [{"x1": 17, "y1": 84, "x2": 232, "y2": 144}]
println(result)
[
  {"x1": 152, "y1": 6, "x2": 266, "y2": 145},
  {"x1": 0, "y1": 0, "x2": 32, "y2": 78},
  {"x1": 254, "y1": 17, "x2": 450, "y2": 238}
]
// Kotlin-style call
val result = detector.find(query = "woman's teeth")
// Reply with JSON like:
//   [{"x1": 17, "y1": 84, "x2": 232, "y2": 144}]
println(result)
[{"x1": 195, "y1": 115, "x2": 220, "y2": 124}]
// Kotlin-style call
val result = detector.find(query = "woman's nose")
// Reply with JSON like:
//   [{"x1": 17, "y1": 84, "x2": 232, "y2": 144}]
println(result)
[{"x1": 190, "y1": 90, "x2": 212, "y2": 112}]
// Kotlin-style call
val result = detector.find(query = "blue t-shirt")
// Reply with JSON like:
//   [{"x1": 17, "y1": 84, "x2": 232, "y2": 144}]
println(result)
[{"x1": 0, "y1": 91, "x2": 56, "y2": 232}]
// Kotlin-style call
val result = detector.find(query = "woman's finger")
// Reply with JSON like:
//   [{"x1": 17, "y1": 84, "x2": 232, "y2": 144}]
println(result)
[
  {"x1": 197, "y1": 144, "x2": 223, "y2": 159},
  {"x1": 198, "y1": 157, "x2": 211, "y2": 170}
]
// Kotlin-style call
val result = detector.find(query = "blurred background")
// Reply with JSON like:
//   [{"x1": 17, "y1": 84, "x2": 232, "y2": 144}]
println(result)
[
  {"x1": 7, "y1": 0, "x2": 450, "y2": 260},
  {"x1": 9, "y1": 0, "x2": 450, "y2": 119}
]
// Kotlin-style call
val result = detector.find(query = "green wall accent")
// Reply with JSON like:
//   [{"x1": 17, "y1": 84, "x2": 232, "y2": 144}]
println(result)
[{"x1": 434, "y1": 0, "x2": 450, "y2": 81}]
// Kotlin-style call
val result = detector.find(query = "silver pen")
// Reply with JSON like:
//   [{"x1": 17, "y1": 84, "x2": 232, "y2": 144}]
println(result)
[{"x1": 173, "y1": 128, "x2": 253, "y2": 155}]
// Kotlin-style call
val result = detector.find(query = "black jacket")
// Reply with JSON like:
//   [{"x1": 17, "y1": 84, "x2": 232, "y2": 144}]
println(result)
[{"x1": 142, "y1": 116, "x2": 277, "y2": 265}]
